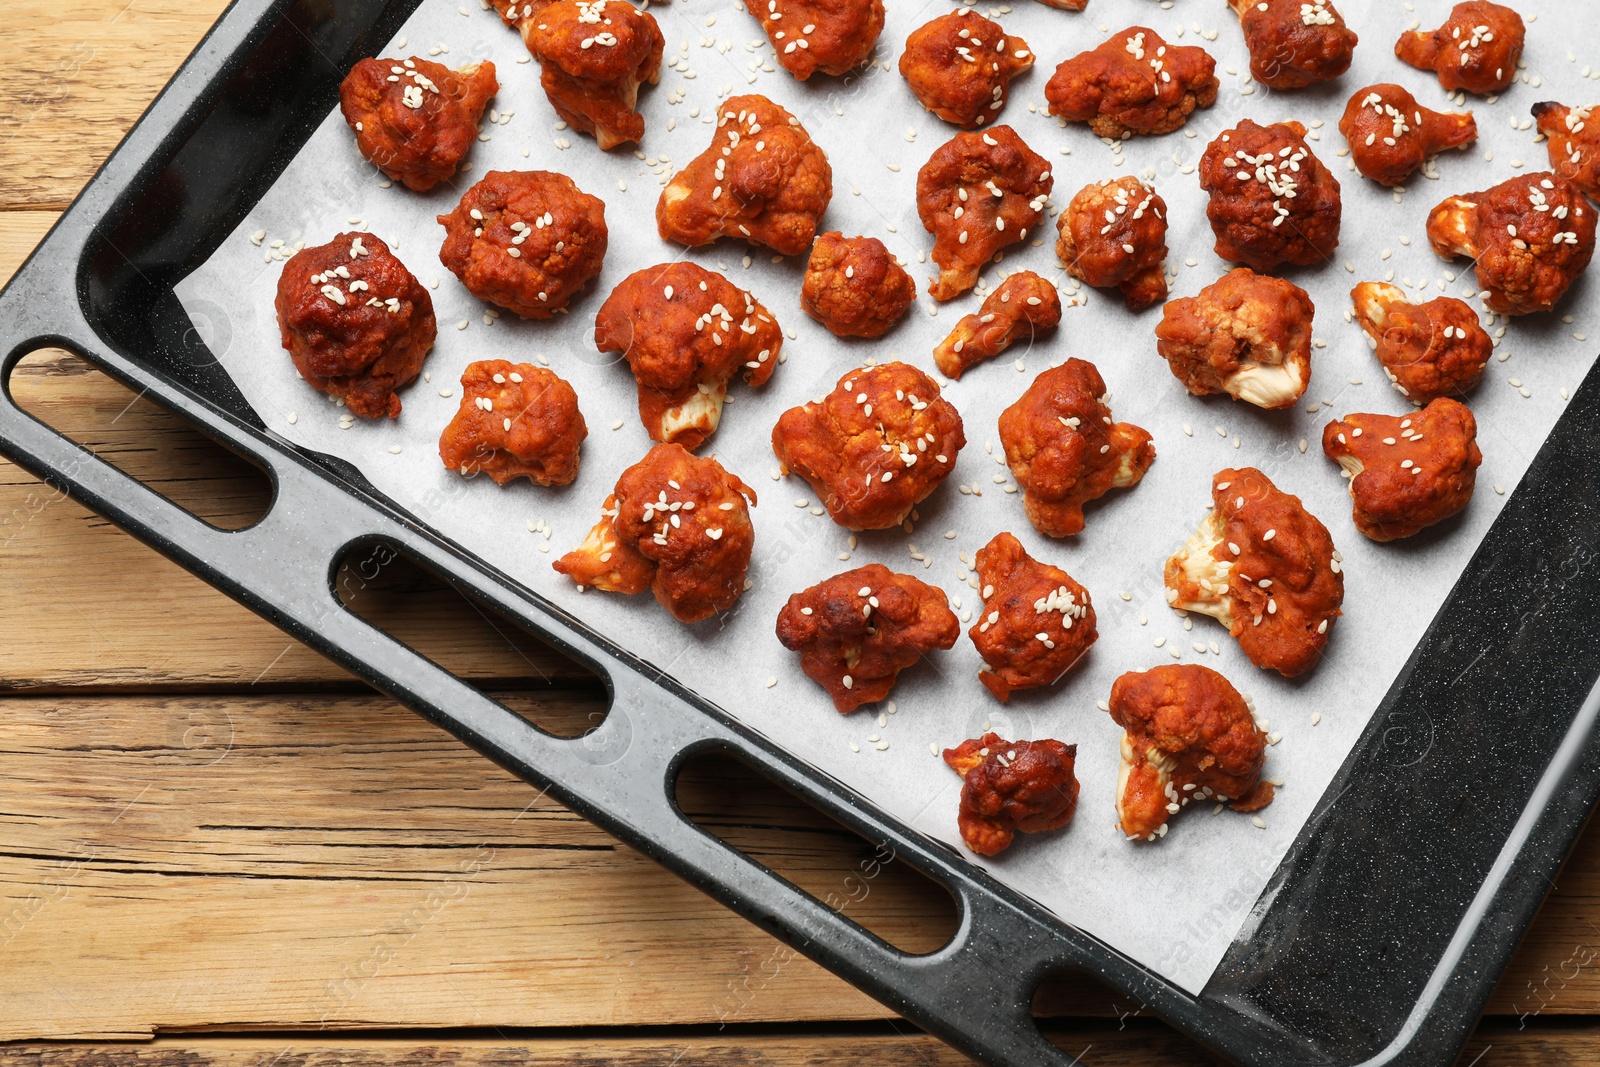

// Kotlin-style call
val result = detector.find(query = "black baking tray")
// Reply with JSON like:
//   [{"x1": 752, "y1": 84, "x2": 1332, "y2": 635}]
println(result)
[{"x1": 5, "y1": 0, "x2": 1600, "y2": 1063}]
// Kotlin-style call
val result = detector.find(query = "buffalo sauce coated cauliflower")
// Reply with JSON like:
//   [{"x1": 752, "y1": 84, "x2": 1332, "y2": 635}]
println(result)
[
  {"x1": 1350, "y1": 282, "x2": 1489, "y2": 403},
  {"x1": 438, "y1": 360, "x2": 586, "y2": 486},
  {"x1": 339, "y1": 57, "x2": 498, "y2": 192},
  {"x1": 594, "y1": 262, "x2": 781, "y2": 450},
  {"x1": 275, "y1": 232, "x2": 435, "y2": 419},
  {"x1": 1200, "y1": 120, "x2": 1341, "y2": 271},
  {"x1": 932, "y1": 270, "x2": 1061, "y2": 380},
  {"x1": 751, "y1": 0, "x2": 884, "y2": 80},
  {"x1": 916, "y1": 126, "x2": 1052, "y2": 301},
  {"x1": 1203, "y1": 120, "x2": 1337, "y2": 271},
  {"x1": 1339, "y1": 84, "x2": 1476, "y2": 188},
  {"x1": 899, "y1": 10, "x2": 1034, "y2": 129},
  {"x1": 998, "y1": 358, "x2": 1155, "y2": 538},
  {"x1": 1396, "y1": 0, "x2": 1524, "y2": 96},
  {"x1": 656, "y1": 95, "x2": 832, "y2": 256},
  {"x1": 1055, "y1": 176, "x2": 1169, "y2": 311},
  {"x1": 1427, "y1": 172, "x2": 1597, "y2": 316},
  {"x1": 520, "y1": 0, "x2": 664, "y2": 149},
  {"x1": 1108, "y1": 664, "x2": 1272, "y2": 842},
  {"x1": 1164, "y1": 467, "x2": 1344, "y2": 677},
  {"x1": 800, "y1": 232, "x2": 917, "y2": 338},
  {"x1": 554, "y1": 443, "x2": 757, "y2": 623},
  {"x1": 1043, "y1": 27, "x2": 1218, "y2": 139},
  {"x1": 941, "y1": 732, "x2": 1079, "y2": 856},
  {"x1": 1227, "y1": 0, "x2": 1357, "y2": 91},
  {"x1": 969, "y1": 532, "x2": 1096, "y2": 702},
  {"x1": 1533, "y1": 103, "x2": 1600, "y2": 203},
  {"x1": 438, "y1": 170, "x2": 607, "y2": 319},
  {"x1": 777, "y1": 564, "x2": 959, "y2": 713},
  {"x1": 1154, "y1": 268, "x2": 1313, "y2": 410},
  {"x1": 1322, "y1": 399, "x2": 1482, "y2": 542},
  {"x1": 772, "y1": 363, "x2": 965, "y2": 530}
]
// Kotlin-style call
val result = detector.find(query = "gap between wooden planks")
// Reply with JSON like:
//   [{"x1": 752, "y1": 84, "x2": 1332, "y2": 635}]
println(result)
[{"x1": 0, "y1": 1024, "x2": 1585, "y2": 1067}]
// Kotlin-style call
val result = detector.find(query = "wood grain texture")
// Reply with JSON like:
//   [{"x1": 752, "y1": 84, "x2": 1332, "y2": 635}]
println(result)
[
  {"x1": 0, "y1": 692, "x2": 960, "y2": 1040},
  {"x1": 0, "y1": 1030, "x2": 1213, "y2": 1067},
  {"x1": 0, "y1": 690, "x2": 1597, "y2": 1042},
  {"x1": 0, "y1": 1023, "x2": 1586, "y2": 1067},
  {"x1": 0, "y1": 1, "x2": 228, "y2": 210},
  {"x1": 0, "y1": 212, "x2": 56, "y2": 279}
]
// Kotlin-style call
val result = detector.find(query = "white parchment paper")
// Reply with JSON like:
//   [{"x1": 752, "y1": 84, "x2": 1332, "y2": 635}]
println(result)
[{"x1": 175, "y1": 0, "x2": 1599, "y2": 993}]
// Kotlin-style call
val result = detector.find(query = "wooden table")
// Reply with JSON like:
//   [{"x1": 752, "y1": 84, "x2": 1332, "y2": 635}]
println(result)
[{"x1": 1, "y1": 2, "x2": 1598, "y2": 1063}]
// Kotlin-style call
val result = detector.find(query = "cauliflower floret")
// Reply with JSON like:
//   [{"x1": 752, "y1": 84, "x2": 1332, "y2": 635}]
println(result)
[
  {"x1": 437, "y1": 170, "x2": 607, "y2": 319},
  {"x1": 1228, "y1": 0, "x2": 1356, "y2": 91},
  {"x1": 998, "y1": 358, "x2": 1155, "y2": 537},
  {"x1": 437, "y1": 360, "x2": 586, "y2": 485},
  {"x1": 969, "y1": 533, "x2": 1097, "y2": 702},
  {"x1": 772, "y1": 363, "x2": 965, "y2": 531},
  {"x1": 594, "y1": 261, "x2": 782, "y2": 450},
  {"x1": 1055, "y1": 177, "x2": 1169, "y2": 311},
  {"x1": 1043, "y1": 26, "x2": 1218, "y2": 138},
  {"x1": 1339, "y1": 84, "x2": 1476, "y2": 188},
  {"x1": 751, "y1": 0, "x2": 884, "y2": 80},
  {"x1": 916, "y1": 125, "x2": 1052, "y2": 301},
  {"x1": 1199, "y1": 120, "x2": 1341, "y2": 272},
  {"x1": 274, "y1": 232, "x2": 435, "y2": 419},
  {"x1": 554, "y1": 443, "x2": 757, "y2": 623},
  {"x1": 1154, "y1": 268, "x2": 1314, "y2": 410},
  {"x1": 1396, "y1": 0, "x2": 1524, "y2": 96},
  {"x1": 339, "y1": 57, "x2": 498, "y2": 192},
  {"x1": 1533, "y1": 102, "x2": 1600, "y2": 203},
  {"x1": 777, "y1": 564, "x2": 959, "y2": 713},
  {"x1": 656, "y1": 95, "x2": 832, "y2": 256},
  {"x1": 1426, "y1": 172, "x2": 1596, "y2": 316},
  {"x1": 1322, "y1": 398, "x2": 1482, "y2": 542},
  {"x1": 941, "y1": 732, "x2": 1079, "y2": 855},
  {"x1": 800, "y1": 232, "x2": 917, "y2": 338},
  {"x1": 931, "y1": 270, "x2": 1061, "y2": 379},
  {"x1": 1164, "y1": 467, "x2": 1344, "y2": 677},
  {"x1": 519, "y1": 0, "x2": 663, "y2": 149},
  {"x1": 1350, "y1": 282, "x2": 1490, "y2": 403},
  {"x1": 1108, "y1": 664, "x2": 1273, "y2": 842},
  {"x1": 898, "y1": 10, "x2": 1034, "y2": 129}
]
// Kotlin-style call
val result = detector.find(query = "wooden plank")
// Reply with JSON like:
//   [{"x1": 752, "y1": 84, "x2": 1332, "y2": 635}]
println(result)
[
  {"x1": 0, "y1": 691, "x2": 941, "y2": 1040},
  {"x1": 0, "y1": 690, "x2": 1598, "y2": 1041},
  {"x1": 0, "y1": 1021, "x2": 1585, "y2": 1067},
  {"x1": 0, "y1": 0, "x2": 229, "y2": 211},
  {"x1": 0, "y1": 1029, "x2": 1210, "y2": 1067},
  {"x1": 0, "y1": 211, "x2": 56, "y2": 281}
]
